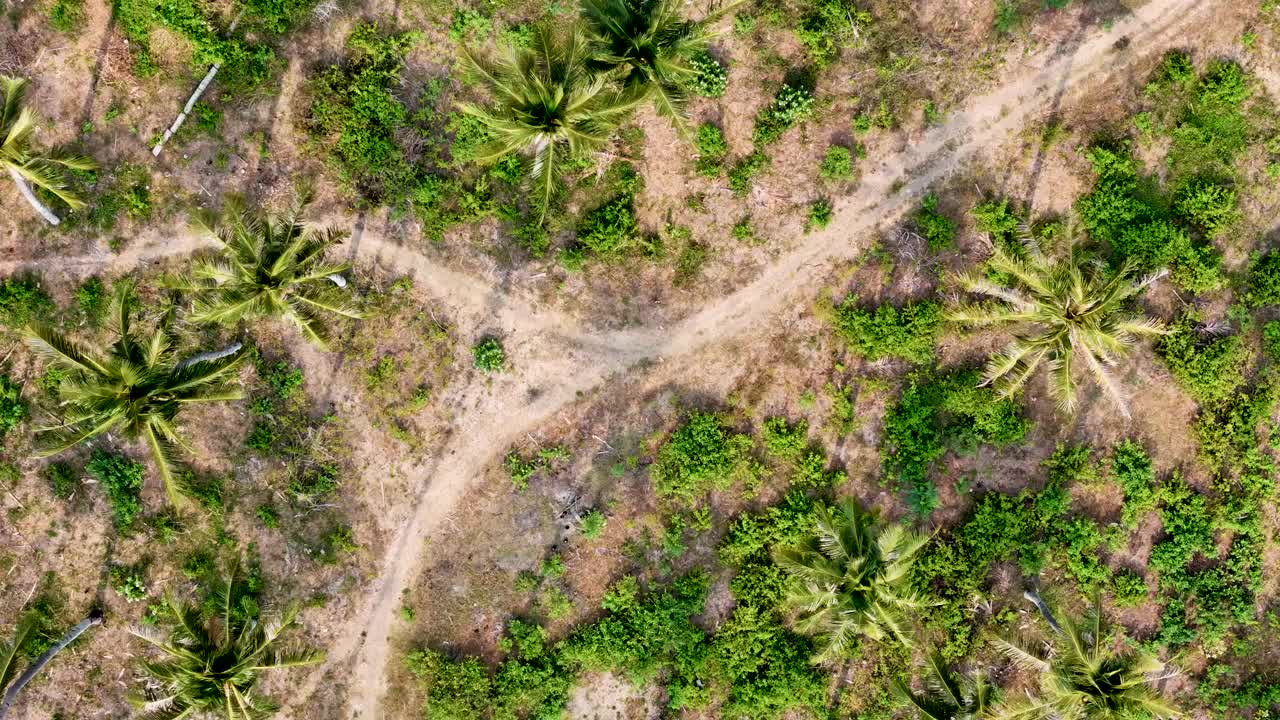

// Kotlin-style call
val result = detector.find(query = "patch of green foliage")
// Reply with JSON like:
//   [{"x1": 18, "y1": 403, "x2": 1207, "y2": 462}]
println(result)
[
  {"x1": 240, "y1": 0, "x2": 318, "y2": 33},
  {"x1": 761, "y1": 417, "x2": 808, "y2": 461},
  {"x1": 971, "y1": 198, "x2": 1021, "y2": 244},
  {"x1": 689, "y1": 52, "x2": 727, "y2": 97},
  {"x1": 1112, "y1": 440, "x2": 1157, "y2": 528},
  {"x1": 728, "y1": 151, "x2": 770, "y2": 195},
  {"x1": 114, "y1": 0, "x2": 274, "y2": 88},
  {"x1": 472, "y1": 338, "x2": 506, "y2": 373},
  {"x1": 694, "y1": 123, "x2": 728, "y2": 177},
  {"x1": 579, "y1": 509, "x2": 606, "y2": 540},
  {"x1": 651, "y1": 411, "x2": 752, "y2": 504},
  {"x1": 831, "y1": 299, "x2": 943, "y2": 363},
  {"x1": 1263, "y1": 321, "x2": 1280, "y2": 361},
  {"x1": 43, "y1": 462, "x2": 78, "y2": 500},
  {"x1": 0, "y1": 375, "x2": 25, "y2": 437},
  {"x1": 794, "y1": 0, "x2": 871, "y2": 67},
  {"x1": 86, "y1": 449, "x2": 144, "y2": 530},
  {"x1": 805, "y1": 198, "x2": 832, "y2": 231},
  {"x1": 1245, "y1": 250, "x2": 1280, "y2": 307},
  {"x1": 1111, "y1": 568, "x2": 1149, "y2": 607},
  {"x1": 0, "y1": 276, "x2": 53, "y2": 327},
  {"x1": 819, "y1": 145, "x2": 856, "y2": 181},
  {"x1": 881, "y1": 369, "x2": 1030, "y2": 516},
  {"x1": 914, "y1": 193, "x2": 955, "y2": 250},
  {"x1": 48, "y1": 0, "x2": 86, "y2": 32},
  {"x1": 753, "y1": 82, "x2": 815, "y2": 146},
  {"x1": 110, "y1": 564, "x2": 147, "y2": 602},
  {"x1": 1157, "y1": 318, "x2": 1251, "y2": 406}
]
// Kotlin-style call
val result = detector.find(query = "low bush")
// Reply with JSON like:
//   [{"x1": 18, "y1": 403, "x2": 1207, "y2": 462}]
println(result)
[
  {"x1": 1157, "y1": 319, "x2": 1251, "y2": 405},
  {"x1": 971, "y1": 198, "x2": 1021, "y2": 243},
  {"x1": 761, "y1": 417, "x2": 808, "y2": 460},
  {"x1": 818, "y1": 145, "x2": 856, "y2": 181},
  {"x1": 728, "y1": 151, "x2": 769, "y2": 195},
  {"x1": 1245, "y1": 250, "x2": 1280, "y2": 307},
  {"x1": 914, "y1": 193, "x2": 954, "y2": 250},
  {"x1": 86, "y1": 450, "x2": 144, "y2": 530},
  {"x1": 43, "y1": 463, "x2": 77, "y2": 500},
  {"x1": 1173, "y1": 178, "x2": 1237, "y2": 234},
  {"x1": 1111, "y1": 568, "x2": 1149, "y2": 607},
  {"x1": 577, "y1": 195, "x2": 643, "y2": 257},
  {"x1": 753, "y1": 83, "x2": 815, "y2": 146},
  {"x1": 472, "y1": 338, "x2": 506, "y2": 373},
  {"x1": 689, "y1": 53, "x2": 728, "y2": 97},
  {"x1": 694, "y1": 123, "x2": 728, "y2": 177},
  {"x1": 831, "y1": 299, "x2": 943, "y2": 363},
  {"x1": 1112, "y1": 440, "x2": 1157, "y2": 528},
  {"x1": 0, "y1": 276, "x2": 53, "y2": 327},
  {"x1": 794, "y1": 0, "x2": 871, "y2": 68},
  {"x1": 0, "y1": 375, "x2": 24, "y2": 436},
  {"x1": 651, "y1": 411, "x2": 752, "y2": 504},
  {"x1": 805, "y1": 199, "x2": 832, "y2": 231},
  {"x1": 48, "y1": 0, "x2": 85, "y2": 32}
]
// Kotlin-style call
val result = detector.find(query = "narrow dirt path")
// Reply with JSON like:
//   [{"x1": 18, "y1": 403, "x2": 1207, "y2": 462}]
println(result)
[{"x1": 304, "y1": 0, "x2": 1217, "y2": 716}]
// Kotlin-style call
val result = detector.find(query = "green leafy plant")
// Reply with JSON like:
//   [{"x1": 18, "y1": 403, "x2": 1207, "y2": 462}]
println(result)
[
  {"x1": 0, "y1": 375, "x2": 25, "y2": 436},
  {"x1": 819, "y1": 145, "x2": 855, "y2": 181},
  {"x1": 694, "y1": 123, "x2": 728, "y2": 177},
  {"x1": 805, "y1": 198, "x2": 832, "y2": 231},
  {"x1": 0, "y1": 276, "x2": 53, "y2": 327},
  {"x1": 579, "y1": 510, "x2": 606, "y2": 539},
  {"x1": 831, "y1": 299, "x2": 943, "y2": 363},
  {"x1": 775, "y1": 499, "x2": 930, "y2": 660},
  {"x1": 27, "y1": 283, "x2": 246, "y2": 506},
  {"x1": 472, "y1": 337, "x2": 506, "y2": 373},
  {"x1": 169, "y1": 195, "x2": 362, "y2": 349},
  {"x1": 794, "y1": 0, "x2": 871, "y2": 67},
  {"x1": 914, "y1": 194, "x2": 955, "y2": 250},
  {"x1": 728, "y1": 151, "x2": 769, "y2": 195},
  {"x1": 689, "y1": 52, "x2": 728, "y2": 97},
  {"x1": 86, "y1": 450, "x2": 144, "y2": 530},
  {"x1": 47, "y1": 0, "x2": 86, "y2": 32},
  {"x1": 949, "y1": 218, "x2": 1167, "y2": 416},
  {"x1": 110, "y1": 565, "x2": 147, "y2": 602},
  {"x1": 753, "y1": 82, "x2": 815, "y2": 146},
  {"x1": 651, "y1": 411, "x2": 751, "y2": 504}
]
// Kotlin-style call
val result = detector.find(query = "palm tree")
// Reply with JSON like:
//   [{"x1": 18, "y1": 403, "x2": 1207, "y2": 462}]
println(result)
[
  {"x1": 578, "y1": 0, "x2": 733, "y2": 133},
  {"x1": 1, "y1": 75, "x2": 95, "y2": 226},
  {"x1": 991, "y1": 600, "x2": 1178, "y2": 720},
  {"x1": 948, "y1": 218, "x2": 1166, "y2": 418},
  {"x1": 774, "y1": 500, "x2": 932, "y2": 662},
  {"x1": 169, "y1": 195, "x2": 362, "y2": 349},
  {"x1": 26, "y1": 283, "x2": 246, "y2": 507},
  {"x1": 894, "y1": 650, "x2": 995, "y2": 720},
  {"x1": 130, "y1": 564, "x2": 322, "y2": 719},
  {"x1": 462, "y1": 25, "x2": 647, "y2": 220},
  {"x1": 0, "y1": 610, "x2": 103, "y2": 720}
]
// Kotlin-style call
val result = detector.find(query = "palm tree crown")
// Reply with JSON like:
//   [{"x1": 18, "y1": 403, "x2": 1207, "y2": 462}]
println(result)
[
  {"x1": 774, "y1": 500, "x2": 932, "y2": 662},
  {"x1": 992, "y1": 604, "x2": 1178, "y2": 720},
  {"x1": 462, "y1": 25, "x2": 647, "y2": 219},
  {"x1": 130, "y1": 565, "x2": 322, "y2": 720},
  {"x1": 1, "y1": 75, "x2": 95, "y2": 225},
  {"x1": 578, "y1": 0, "x2": 730, "y2": 132},
  {"x1": 173, "y1": 195, "x2": 362, "y2": 349},
  {"x1": 894, "y1": 650, "x2": 996, "y2": 720},
  {"x1": 948, "y1": 219, "x2": 1166, "y2": 418},
  {"x1": 26, "y1": 283, "x2": 246, "y2": 506}
]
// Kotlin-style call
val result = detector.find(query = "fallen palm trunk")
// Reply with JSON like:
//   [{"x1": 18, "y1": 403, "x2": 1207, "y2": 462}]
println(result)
[
  {"x1": 151, "y1": 11, "x2": 243, "y2": 158},
  {"x1": 176, "y1": 342, "x2": 242, "y2": 369},
  {"x1": 0, "y1": 610, "x2": 103, "y2": 719},
  {"x1": 6, "y1": 167, "x2": 61, "y2": 226}
]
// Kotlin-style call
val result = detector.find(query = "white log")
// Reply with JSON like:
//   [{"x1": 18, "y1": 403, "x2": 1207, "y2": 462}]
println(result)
[
  {"x1": 325, "y1": 274, "x2": 347, "y2": 288},
  {"x1": 7, "y1": 167, "x2": 61, "y2": 226},
  {"x1": 177, "y1": 342, "x2": 242, "y2": 369},
  {"x1": 151, "y1": 63, "x2": 221, "y2": 157}
]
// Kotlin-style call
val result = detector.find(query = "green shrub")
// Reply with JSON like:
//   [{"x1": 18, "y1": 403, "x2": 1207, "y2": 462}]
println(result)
[
  {"x1": 914, "y1": 193, "x2": 955, "y2": 250},
  {"x1": 762, "y1": 417, "x2": 807, "y2": 460},
  {"x1": 472, "y1": 338, "x2": 506, "y2": 373},
  {"x1": 1263, "y1": 321, "x2": 1280, "y2": 361},
  {"x1": 579, "y1": 510, "x2": 606, "y2": 540},
  {"x1": 0, "y1": 375, "x2": 24, "y2": 436},
  {"x1": 1173, "y1": 179, "x2": 1237, "y2": 234},
  {"x1": 48, "y1": 0, "x2": 85, "y2": 33},
  {"x1": 993, "y1": 0, "x2": 1021, "y2": 34},
  {"x1": 110, "y1": 565, "x2": 147, "y2": 602},
  {"x1": 577, "y1": 195, "x2": 642, "y2": 257},
  {"x1": 43, "y1": 463, "x2": 77, "y2": 500},
  {"x1": 728, "y1": 151, "x2": 769, "y2": 195},
  {"x1": 1245, "y1": 250, "x2": 1280, "y2": 307},
  {"x1": 1041, "y1": 444, "x2": 1100, "y2": 486},
  {"x1": 881, "y1": 370, "x2": 1030, "y2": 513},
  {"x1": 1111, "y1": 568, "x2": 1148, "y2": 607},
  {"x1": 0, "y1": 276, "x2": 53, "y2": 327},
  {"x1": 971, "y1": 198, "x2": 1021, "y2": 243},
  {"x1": 86, "y1": 450, "x2": 144, "y2": 530},
  {"x1": 1157, "y1": 319, "x2": 1251, "y2": 405},
  {"x1": 794, "y1": 0, "x2": 871, "y2": 67},
  {"x1": 651, "y1": 412, "x2": 751, "y2": 504},
  {"x1": 818, "y1": 145, "x2": 855, "y2": 181},
  {"x1": 694, "y1": 123, "x2": 728, "y2": 177},
  {"x1": 753, "y1": 83, "x2": 815, "y2": 145},
  {"x1": 287, "y1": 464, "x2": 340, "y2": 506},
  {"x1": 831, "y1": 299, "x2": 943, "y2": 363},
  {"x1": 1112, "y1": 440, "x2": 1157, "y2": 528},
  {"x1": 240, "y1": 0, "x2": 317, "y2": 33},
  {"x1": 114, "y1": 0, "x2": 273, "y2": 89},
  {"x1": 689, "y1": 52, "x2": 727, "y2": 97},
  {"x1": 255, "y1": 504, "x2": 279, "y2": 528},
  {"x1": 805, "y1": 199, "x2": 832, "y2": 231}
]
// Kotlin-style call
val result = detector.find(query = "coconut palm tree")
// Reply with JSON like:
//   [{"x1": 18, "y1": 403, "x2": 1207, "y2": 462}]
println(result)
[
  {"x1": 170, "y1": 195, "x2": 362, "y2": 349},
  {"x1": 991, "y1": 600, "x2": 1178, "y2": 720},
  {"x1": 774, "y1": 499, "x2": 933, "y2": 662},
  {"x1": 462, "y1": 24, "x2": 647, "y2": 220},
  {"x1": 26, "y1": 283, "x2": 246, "y2": 507},
  {"x1": 948, "y1": 218, "x2": 1167, "y2": 418},
  {"x1": 1, "y1": 75, "x2": 95, "y2": 225},
  {"x1": 130, "y1": 564, "x2": 322, "y2": 719},
  {"x1": 0, "y1": 610, "x2": 103, "y2": 720},
  {"x1": 578, "y1": 0, "x2": 734, "y2": 133},
  {"x1": 894, "y1": 650, "x2": 996, "y2": 720}
]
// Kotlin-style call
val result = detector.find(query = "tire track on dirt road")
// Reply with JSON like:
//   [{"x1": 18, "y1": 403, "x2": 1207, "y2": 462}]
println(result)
[{"x1": 304, "y1": 0, "x2": 1217, "y2": 716}]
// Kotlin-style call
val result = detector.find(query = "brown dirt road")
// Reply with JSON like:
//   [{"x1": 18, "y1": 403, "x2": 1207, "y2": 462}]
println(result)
[{"x1": 0, "y1": 0, "x2": 1224, "y2": 714}]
